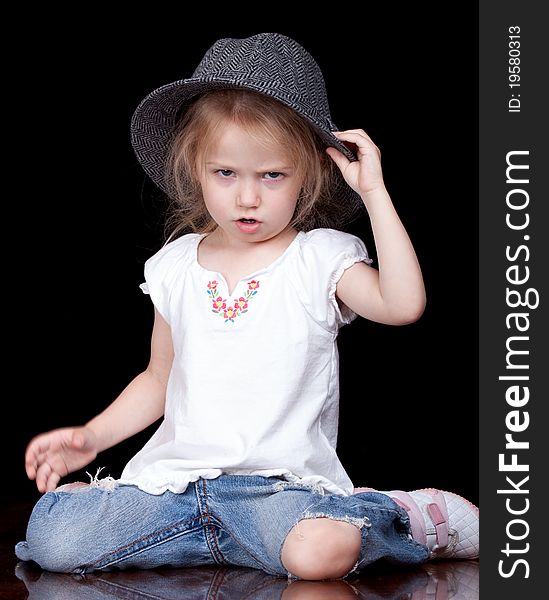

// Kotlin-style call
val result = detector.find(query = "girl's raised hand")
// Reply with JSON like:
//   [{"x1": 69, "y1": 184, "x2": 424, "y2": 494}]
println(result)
[
  {"x1": 25, "y1": 426, "x2": 99, "y2": 493},
  {"x1": 326, "y1": 129, "x2": 385, "y2": 198}
]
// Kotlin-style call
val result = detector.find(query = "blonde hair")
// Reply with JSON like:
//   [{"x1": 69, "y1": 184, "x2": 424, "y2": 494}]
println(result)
[{"x1": 164, "y1": 88, "x2": 341, "y2": 240}]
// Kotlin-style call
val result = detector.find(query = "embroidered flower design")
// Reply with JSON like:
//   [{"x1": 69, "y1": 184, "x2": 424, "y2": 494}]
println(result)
[
  {"x1": 223, "y1": 306, "x2": 238, "y2": 322},
  {"x1": 235, "y1": 297, "x2": 248, "y2": 311},
  {"x1": 211, "y1": 296, "x2": 226, "y2": 311},
  {"x1": 207, "y1": 280, "x2": 260, "y2": 323}
]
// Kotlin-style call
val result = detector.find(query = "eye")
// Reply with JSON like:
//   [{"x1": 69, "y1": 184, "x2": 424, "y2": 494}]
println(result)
[
  {"x1": 264, "y1": 172, "x2": 283, "y2": 180},
  {"x1": 216, "y1": 169, "x2": 234, "y2": 178}
]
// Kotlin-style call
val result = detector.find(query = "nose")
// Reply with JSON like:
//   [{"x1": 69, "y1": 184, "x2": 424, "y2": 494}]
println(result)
[{"x1": 236, "y1": 179, "x2": 261, "y2": 208}]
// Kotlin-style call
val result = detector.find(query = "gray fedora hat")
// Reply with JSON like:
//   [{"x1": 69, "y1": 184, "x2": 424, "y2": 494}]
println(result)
[{"x1": 130, "y1": 33, "x2": 364, "y2": 227}]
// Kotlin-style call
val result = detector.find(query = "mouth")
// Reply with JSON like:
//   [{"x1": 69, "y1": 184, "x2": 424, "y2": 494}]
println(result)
[{"x1": 235, "y1": 218, "x2": 261, "y2": 233}]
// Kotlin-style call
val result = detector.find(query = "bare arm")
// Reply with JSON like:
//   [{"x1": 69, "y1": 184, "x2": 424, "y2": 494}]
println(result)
[
  {"x1": 25, "y1": 307, "x2": 174, "y2": 492},
  {"x1": 327, "y1": 130, "x2": 426, "y2": 325},
  {"x1": 336, "y1": 186, "x2": 425, "y2": 324},
  {"x1": 86, "y1": 307, "x2": 174, "y2": 451}
]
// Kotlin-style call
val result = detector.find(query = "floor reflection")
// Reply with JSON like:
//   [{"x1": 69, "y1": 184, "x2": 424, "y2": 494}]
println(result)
[{"x1": 16, "y1": 559, "x2": 478, "y2": 599}]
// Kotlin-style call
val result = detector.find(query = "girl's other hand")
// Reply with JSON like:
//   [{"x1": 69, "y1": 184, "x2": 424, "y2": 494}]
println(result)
[
  {"x1": 24, "y1": 427, "x2": 98, "y2": 493},
  {"x1": 326, "y1": 129, "x2": 385, "y2": 198}
]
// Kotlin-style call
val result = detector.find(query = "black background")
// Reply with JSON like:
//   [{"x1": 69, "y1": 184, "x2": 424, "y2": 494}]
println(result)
[{"x1": 6, "y1": 7, "x2": 477, "y2": 507}]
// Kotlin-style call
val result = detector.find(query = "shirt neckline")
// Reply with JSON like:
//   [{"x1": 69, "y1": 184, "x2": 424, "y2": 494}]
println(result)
[{"x1": 194, "y1": 230, "x2": 305, "y2": 297}]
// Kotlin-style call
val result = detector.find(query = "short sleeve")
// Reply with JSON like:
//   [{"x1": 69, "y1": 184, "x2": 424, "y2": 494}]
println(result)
[
  {"x1": 138, "y1": 235, "x2": 196, "y2": 325},
  {"x1": 289, "y1": 229, "x2": 373, "y2": 332}
]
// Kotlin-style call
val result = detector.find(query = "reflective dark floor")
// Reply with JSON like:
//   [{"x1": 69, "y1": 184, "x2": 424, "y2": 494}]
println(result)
[{"x1": 2, "y1": 502, "x2": 478, "y2": 599}]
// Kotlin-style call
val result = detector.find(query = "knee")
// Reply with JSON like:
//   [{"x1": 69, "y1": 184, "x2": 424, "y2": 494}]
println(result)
[
  {"x1": 25, "y1": 488, "x2": 90, "y2": 572},
  {"x1": 281, "y1": 517, "x2": 362, "y2": 581}
]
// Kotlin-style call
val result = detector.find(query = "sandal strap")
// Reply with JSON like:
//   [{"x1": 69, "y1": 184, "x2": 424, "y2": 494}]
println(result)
[
  {"x1": 424, "y1": 489, "x2": 449, "y2": 550},
  {"x1": 388, "y1": 489, "x2": 450, "y2": 551},
  {"x1": 388, "y1": 490, "x2": 427, "y2": 546}
]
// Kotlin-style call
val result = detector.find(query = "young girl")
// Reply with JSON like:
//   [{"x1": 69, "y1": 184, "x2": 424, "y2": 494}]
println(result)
[{"x1": 16, "y1": 33, "x2": 479, "y2": 581}]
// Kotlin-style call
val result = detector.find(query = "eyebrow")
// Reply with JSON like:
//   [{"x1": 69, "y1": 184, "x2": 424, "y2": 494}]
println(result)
[{"x1": 205, "y1": 162, "x2": 294, "y2": 171}]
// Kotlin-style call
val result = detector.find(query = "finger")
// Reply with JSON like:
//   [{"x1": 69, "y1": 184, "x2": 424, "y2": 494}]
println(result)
[
  {"x1": 337, "y1": 130, "x2": 377, "y2": 147},
  {"x1": 36, "y1": 460, "x2": 64, "y2": 494},
  {"x1": 25, "y1": 446, "x2": 48, "y2": 481},
  {"x1": 336, "y1": 128, "x2": 375, "y2": 142},
  {"x1": 45, "y1": 471, "x2": 61, "y2": 493},
  {"x1": 35, "y1": 462, "x2": 52, "y2": 493},
  {"x1": 333, "y1": 129, "x2": 368, "y2": 140},
  {"x1": 338, "y1": 128, "x2": 368, "y2": 136},
  {"x1": 25, "y1": 437, "x2": 50, "y2": 470},
  {"x1": 325, "y1": 146, "x2": 350, "y2": 172},
  {"x1": 333, "y1": 130, "x2": 380, "y2": 154},
  {"x1": 25, "y1": 460, "x2": 37, "y2": 480},
  {"x1": 30, "y1": 449, "x2": 50, "y2": 478},
  {"x1": 25, "y1": 451, "x2": 37, "y2": 479}
]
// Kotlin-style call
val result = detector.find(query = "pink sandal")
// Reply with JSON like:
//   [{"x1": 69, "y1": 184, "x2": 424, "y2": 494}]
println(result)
[{"x1": 354, "y1": 487, "x2": 479, "y2": 560}]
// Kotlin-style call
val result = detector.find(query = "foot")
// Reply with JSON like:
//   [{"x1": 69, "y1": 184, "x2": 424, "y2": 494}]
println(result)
[{"x1": 382, "y1": 488, "x2": 479, "y2": 560}]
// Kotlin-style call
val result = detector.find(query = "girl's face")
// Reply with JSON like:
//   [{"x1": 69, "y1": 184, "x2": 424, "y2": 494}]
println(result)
[{"x1": 198, "y1": 122, "x2": 303, "y2": 244}]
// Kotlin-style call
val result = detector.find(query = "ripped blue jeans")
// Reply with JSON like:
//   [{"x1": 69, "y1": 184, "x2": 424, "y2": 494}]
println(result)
[{"x1": 15, "y1": 474, "x2": 429, "y2": 578}]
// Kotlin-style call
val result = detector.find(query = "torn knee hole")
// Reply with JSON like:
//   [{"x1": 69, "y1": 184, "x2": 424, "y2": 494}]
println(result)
[
  {"x1": 54, "y1": 467, "x2": 117, "y2": 493},
  {"x1": 86, "y1": 467, "x2": 117, "y2": 490},
  {"x1": 273, "y1": 481, "x2": 327, "y2": 495},
  {"x1": 299, "y1": 512, "x2": 370, "y2": 531}
]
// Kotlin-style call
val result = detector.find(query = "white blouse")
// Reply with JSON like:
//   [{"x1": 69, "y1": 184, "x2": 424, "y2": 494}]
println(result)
[{"x1": 119, "y1": 228, "x2": 372, "y2": 496}]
